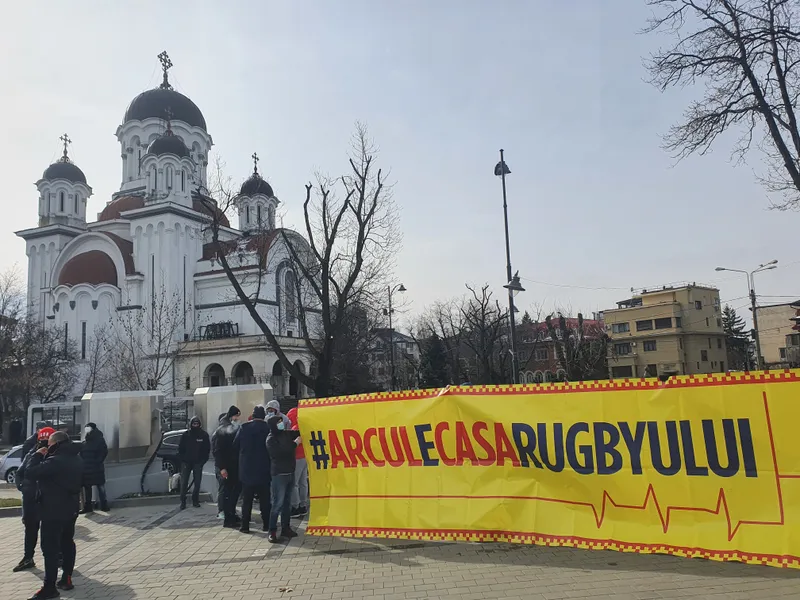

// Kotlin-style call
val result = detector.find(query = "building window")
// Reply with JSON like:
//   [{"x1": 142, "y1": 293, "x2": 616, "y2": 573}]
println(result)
[
  {"x1": 701, "y1": 350, "x2": 709, "y2": 362},
  {"x1": 708, "y1": 338, "x2": 712, "y2": 348},
  {"x1": 74, "y1": 195, "x2": 79, "y2": 213},
  {"x1": 780, "y1": 348, "x2": 787, "y2": 359},
  {"x1": 153, "y1": 167, "x2": 158, "y2": 190},
  {"x1": 535, "y1": 348, "x2": 548, "y2": 361},
  {"x1": 611, "y1": 365, "x2": 633, "y2": 378},
  {"x1": 706, "y1": 317, "x2": 709, "y2": 326},
  {"x1": 257, "y1": 205, "x2": 262, "y2": 224},
  {"x1": 679, "y1": 338, "x2": 683, "y2": 349},
  {"x1": 636, "y1": 320, "x2": 653, "y2": 331},
  {"x1": 246, "y1": 206, "x2": 250, "y2": 224},
  {"x1": 81, "y1": 321, "x2": 87, "y2": 360},
  {"x1": 645, "y1": 364, "x2": 658, "y2": 377},
  {"x1": 181, "y1": 170, "x2": 186, "y2": 191},
  {"x1": 614, "y1": 343, "x2": 632, "y2": 356},
  {"x1": 695, "y1": 300, "x2": 702, "y2": 310},
  {"x1": 285, "y1": 271, "x2": 297, "y2": 322},
  {"x1": 717, "y1": 338, "x2": 723, "y2": 349},
  {"x1": 643, "y1": 340, "x2": 657, "y2": 352},
  {"x1": 721, "y1": 361, "x2": 725, "y2": 372},
  {"x1": 59, "y1": 192, "x2": 65, "y2": 212},
  {"x1": 716, "y1": 318, "x2": 722, "y2": 328},
  {"x1": 654, "y1": 318, "x2": 672, "y2": 329},
  {"x1": 63, "y1": 322, "x2": 69, "y2": 356},
  {"x1": 675, "y1": 317, "x2": 682, "y2": 327},
  {"x1": 611, "y1": 322, "x2": 629, "y2": 334},
  {"x1": 185, "y1": 377, "x2": 191, "y2": 390},
  {"x1": 138, "y1": 149, "x2": 142, "y2": 175},
  {"x1": 789, "y1": 334, "x2": 800, "y2": 347}
]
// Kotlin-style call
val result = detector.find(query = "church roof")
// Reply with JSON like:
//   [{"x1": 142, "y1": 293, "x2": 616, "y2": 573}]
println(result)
[
  {"x1": 240, "y1": 172, "x2": 274, "y2": 197},
  {"x1": 97, "y1": 193, "x2": 231, "y2": 228},
  {"x1": 146, "y1": 129, "x2": 190, "y2": 158},
  {"x1": 43, "y1": 158, "x2": 86, "y2": 184},
  {"x1": 124, "y1": 87, "x2": 206, "y2": 131},
  {"x1": 56, "y1": 233, "x2": 137, "y2": 288},
  {"x1": 201, "y1": 230, "x2": 278, "y2": 262}
]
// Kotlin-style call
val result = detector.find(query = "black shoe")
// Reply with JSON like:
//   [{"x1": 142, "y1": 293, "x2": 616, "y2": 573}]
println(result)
[
  {"x1": 56, "y1": 576, "x2": 74, "y2": 591},
  {"x1": 28, "y1": 587, "x2": 59, "y2": 600},
  {"x1": 223, "y1": 520, "x2": 237, "y2": 529},
  {"x1": 13, "y1": 558, "x2": 35, "y2": 572},
  {"x1": 239, "y1": 526, "x2": 251, "y2": 534},
  {"x1": 268, "y1": 531, "x2": 280, "y2": 543},
  {"x1": 281, "y1": 527, "x2": 298, "y2": 538},
  {"x1": 192, "y1": 502, "x2": 201, "y2": 508},
  {"x1": 100, "y1": 504, "x2": 110, "y2": 512},
  {"x1": 233, "y1": 514, "x2": 242, "y2": 524},
  {"x1": 179, "y1": 502, "x2": 186, "y2": 510},
  {"x1": 79, "y1": 508, "x2": 92, "y2": 515}
]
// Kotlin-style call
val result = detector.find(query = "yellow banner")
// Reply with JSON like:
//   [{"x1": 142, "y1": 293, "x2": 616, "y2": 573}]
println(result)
[{"x1": 299, "y1": 371, "x2": 800, "y2": 568}]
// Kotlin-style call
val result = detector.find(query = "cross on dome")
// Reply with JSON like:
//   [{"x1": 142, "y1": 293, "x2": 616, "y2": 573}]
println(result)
[
  {"x1": 59, "y1": 133, "x2": 72, "y2": 162},
  {"x1": 252, "y1": 152, "x2": 260, "y2": 174},
  {"x1": 158, "y1": 50, "x2": 173, "y2": 90}
]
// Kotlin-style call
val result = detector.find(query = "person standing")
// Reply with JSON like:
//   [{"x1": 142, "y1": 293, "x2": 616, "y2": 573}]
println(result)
[
  {"x1": 265, "y1": 415, "x2": 301, "y2": 543},
  {"x1": 24, "y1": 431, "x2": 83, "y2": 599},
  {"x1": 79, "y1": 423, "x2": 109, "y2": 513},
  {"x1": 211, "y1": 406, "x2": 240, "y2": 519},
  {"x1": 213, "y1": 410, "x2": 242, "y2": 528},
  {"x1": 234, "y1": 405, "x2": 271, "y2": 534},
  {"x1": 286, "y1": 408, "x2": 308, "y2": 517},
  {"x1": 178, "y1": 416, "x2": 211, "y2": 510},
  {"x1": 265, "y1": 400, "x2": 291, "y2": 429},
  {"x1": 12, "y1": 427, "x2": 55, "y2": 573}
]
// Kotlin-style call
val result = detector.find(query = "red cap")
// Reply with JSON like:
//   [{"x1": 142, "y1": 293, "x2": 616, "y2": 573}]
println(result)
[{"x1": 37, "y1": 427, "x2": 56, "y2": 441}]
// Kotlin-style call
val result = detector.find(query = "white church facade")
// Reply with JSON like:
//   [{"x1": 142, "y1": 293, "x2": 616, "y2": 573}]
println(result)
[{"x1": 15, "y1": 53, "x2": 317, "y2": 400}]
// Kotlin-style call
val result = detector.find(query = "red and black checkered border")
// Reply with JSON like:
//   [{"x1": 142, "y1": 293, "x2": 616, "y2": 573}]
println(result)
[
  {"x1": 305, "y1": 525, "x2": 800, "y2": 569},
  {"x1": 299, "y1": 369, "x2": 800, "y2": 408}
]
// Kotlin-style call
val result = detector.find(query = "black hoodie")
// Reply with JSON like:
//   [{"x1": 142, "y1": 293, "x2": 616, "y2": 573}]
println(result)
[
  {"x1": 179, "y1": 417, "x2": 211, "y2": 466},
  {"x1": 25, "y1": 439, "x2": 84, "y2": 522},
  {"x1": 265, "y1": 416, "x2": 300, "y2": 476}
]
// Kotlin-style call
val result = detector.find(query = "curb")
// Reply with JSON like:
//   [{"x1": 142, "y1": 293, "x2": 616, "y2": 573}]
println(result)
[
  {"x1": 0, "y1": 506, "x2": 21, "y2": 518},
  {"x1": 0, "y1": 493, "x2": 213, "y2": 517}
]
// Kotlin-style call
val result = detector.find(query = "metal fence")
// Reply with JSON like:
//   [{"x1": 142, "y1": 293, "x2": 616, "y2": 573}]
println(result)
[{"x1": 161, "y1": 397, "x2": 193, "y2": 432}]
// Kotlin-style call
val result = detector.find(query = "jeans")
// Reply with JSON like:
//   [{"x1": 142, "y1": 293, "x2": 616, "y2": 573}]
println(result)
[
  {"x1": 291, "y1": 458, "x2": 309, "y2": 509},
  {"x1": 83, "y1": 484, "x2": 108, "y2": 510},
  {"x1": 180, "y1": 463, "x2": 204, "y2": 505},
  {"x1": 223, "y1": 476, "x2": 241, "y2": 523},
  {"x1": 40, "y1": 518, "x2": 76, "y2": 588},
  {"x1": 241, "y1": 482, "x2": 271, "y2": 528},
  {"x1": 215, "y1": 466, "x2": 225, "y2": 513},
  {"x1": 269, "y1": 473, "x2": 294, "y2": 532},
  {"x1": 23, "y1": 515, "x2": 40, "y2": 561}
]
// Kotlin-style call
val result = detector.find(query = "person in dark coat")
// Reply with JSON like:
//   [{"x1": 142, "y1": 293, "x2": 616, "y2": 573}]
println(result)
[
  {"x1": 213, "y1": 411, "x2": 242, "y2": 528},
  {"x1": 24, "y1": 431, "x2": 83, "y2": 599},
  {"x1": 79, "y1": 423, "x2": 109, "y2": 513},
  {"x1": 265, "y1": 415, "x2": 301, "y2": 543},
  {"x1": 211, "y1": 406, "x2": 240, "y2": 518},
  {"x1": 22, "y1": 430, "x2": 38, "y2": 457},
  {"x1": 12, "y1": 427, "x2": 55, "y2": 573},
  {"x1": 178, "y1": 416, "x2": 211, "y2": 510},
  {"x1": 234, "y1": 405, "x2": 271, "y2": 534}
]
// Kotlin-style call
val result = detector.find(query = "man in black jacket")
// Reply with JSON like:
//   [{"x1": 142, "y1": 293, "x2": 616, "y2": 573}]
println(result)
[
  {"x1": 265, "y1": 415, "x2": 301, "y2": 543},
  {"x1": 24, "y1": 431, "x2": 83, "y2": 600},
  {"x1": 211, "y1": 406, "x2": 240, "y2": 518},
  {"x1": 213, "y1": 413, "x2": 241, "y2": 528},
  {"x1": 80, "y1": 423, "x2": 109, "y2": 513},
  {"x1": 234, "y1": 405, "x2": 271, "y2": 533},
  {"x1": 178, "y1": 416, "x2": 211, "y2": 510}
]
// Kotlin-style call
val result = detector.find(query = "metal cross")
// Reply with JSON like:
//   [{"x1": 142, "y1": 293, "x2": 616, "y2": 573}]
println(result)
[
  {"x1": 252, "y1": 152, "x2": 259, "y2": 174},
  {"x1": 158, "y1": 51, "x2": 173, "y2": 88},
  {"x1": 59, "y1": 133, "x2": 72, "y2": 159}
]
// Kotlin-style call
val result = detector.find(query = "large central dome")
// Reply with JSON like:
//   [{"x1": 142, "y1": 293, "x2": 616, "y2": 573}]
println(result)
[{"x1": 123, "y1": 87, "x2": 206, "y2": 131}]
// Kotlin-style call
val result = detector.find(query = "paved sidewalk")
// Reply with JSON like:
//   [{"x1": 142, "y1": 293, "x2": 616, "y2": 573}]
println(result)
[{"x1": 1, "y1": 504, "x2": 799, "y2": 599}]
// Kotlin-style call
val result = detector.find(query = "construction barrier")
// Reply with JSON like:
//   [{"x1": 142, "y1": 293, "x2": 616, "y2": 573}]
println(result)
[{"x1": 300, "y1": 371, "x2": 800, "y2": 568}]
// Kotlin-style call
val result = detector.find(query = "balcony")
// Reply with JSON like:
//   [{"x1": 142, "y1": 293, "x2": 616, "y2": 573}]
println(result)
[{"x1": 196, "y1": 322, "x2": 240, "y2": 341}]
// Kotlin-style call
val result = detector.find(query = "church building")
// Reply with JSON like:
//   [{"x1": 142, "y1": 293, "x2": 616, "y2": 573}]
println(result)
[{"x1": 15, "y1": 52, "x2": 317, "y2": 400}]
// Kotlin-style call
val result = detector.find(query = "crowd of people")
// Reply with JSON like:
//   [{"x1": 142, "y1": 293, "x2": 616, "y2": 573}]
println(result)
[{"x1": 179, "y1": 400, "x2": 307, "y2": 543}]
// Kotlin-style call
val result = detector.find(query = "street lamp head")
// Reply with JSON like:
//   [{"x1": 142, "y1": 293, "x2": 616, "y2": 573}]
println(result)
[
  {"x1": 494, "y1": 160, "x2": 511, "y2": 177},
  {"x1": 715, "y1": 267, "x2": 726, "y2": 272},
  {"x1": 398, "y1": 284, "x2": 407, "y2": 293},
  {"x1": 504, "y1": 271, "x2": 525, "y2": 297}
]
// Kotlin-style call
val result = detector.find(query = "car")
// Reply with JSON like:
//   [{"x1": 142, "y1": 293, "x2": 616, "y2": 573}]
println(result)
[
  {"x1": 0, "y1": 445, "x2": 24, "y2": 484},
  {"x1": 156, "y1": 429, "x2": 186, "y2": 476}
]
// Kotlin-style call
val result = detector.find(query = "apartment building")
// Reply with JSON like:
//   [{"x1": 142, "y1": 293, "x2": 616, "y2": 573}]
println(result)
[
  {"x1": 603, "y1": 284, "x2": 727, "y2": 379},
  {"x1": 753, "y1": 301, "x2": 800, "y2": 367}
]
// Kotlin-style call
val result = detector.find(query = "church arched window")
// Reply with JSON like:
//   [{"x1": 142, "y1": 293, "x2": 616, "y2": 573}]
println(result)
[
  {"x1": 181, "y1": 170, "x2": 185, "y2": 191},
  {"x1": 268, "y1": 206, "x2": 275, "y2": 228},
  {"x1": 285, "y1": 271, "x2": 297, "y2": 322},
  {"x1": 74, "y1": 195, "x2": 79, "y2": 213},
  {"x1": 59, "y1": 192, "x2": 65, "y2": 212},
  {"x1": 166, "y1": 166, "x2": 173, "y2": 189},
  {"x1": 246, "y1": 205, "x2": 250, "y2": 224},
  {"x1": 257, "y1": 205, "x2": 262, "y2": 225},
  {"x1": 152, "y1": 167, "x2": 158, "y2": 191}
]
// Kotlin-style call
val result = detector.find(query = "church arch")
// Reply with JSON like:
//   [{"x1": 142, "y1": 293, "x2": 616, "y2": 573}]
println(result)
[
  {"x1": 204, "y1": 363, "x2": 225, "y2": 387},
  {"x1": 232, "y1": 361, "x2": 254, "y2": 385}
]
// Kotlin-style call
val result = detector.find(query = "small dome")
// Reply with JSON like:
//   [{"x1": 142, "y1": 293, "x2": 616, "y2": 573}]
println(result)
[
  {"x1": 98, "y1": 195, "x2": 145, "y2": 221},
  {"x1": 146, "y1": 130, "x2": 190, "y2": 158},
  {"x1": 43, "y1": 159, "x2": 87, "y2": 184},
  {"x1": 124, "y1": 87, "x2": 206, "y2": 130},
  {"x1": 58, "y1": 250, "x2": 118, "y2": 287},
  {"x1": 192, "y1": 193, "x2": 231, "y2": 228},
  {"x1": 240, "y1": 173, "x2": 274, "y2": 197}
]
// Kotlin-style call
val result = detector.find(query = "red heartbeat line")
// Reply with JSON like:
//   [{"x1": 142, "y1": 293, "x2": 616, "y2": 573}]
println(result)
[{"x1": 313, "y1": 392, "x2": 790, "y2": 541}]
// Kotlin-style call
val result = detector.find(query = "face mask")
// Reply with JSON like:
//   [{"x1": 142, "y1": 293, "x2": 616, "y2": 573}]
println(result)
[
  {"x1": 231, "y1": 420, "x2": 241, "y2": 430},
  {"x1": 267, "y1": 411, "x2": 276, "y2": 418},
  {"x1": 276, "y1": 422, "x2": 285, "y2": 431},
  {"x1": 84, "y1": 427, "x2": 92, "y2": 435}
]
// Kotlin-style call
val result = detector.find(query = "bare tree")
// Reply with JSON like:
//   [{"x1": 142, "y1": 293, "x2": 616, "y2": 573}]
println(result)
[
  {"x1": 415, "y1": 299, "x2": 469, "y2": 384},
  {"x1": 460, "y1": 284, "x2": 511, "y2": 385},
  {"x1": 105, "y1": 284, "x2": 192, "y2": 393},
  {"x1": 544, "y1": 312, "x2": 608, "y2": 381},
  {"x1": 200, "y1": 124, "x2": 401, "y2": 398},
  {"x1": 81, "y1": 324, "x2": 115, "y2": 394},
  {"x1": 645, "y1": 0, "x2": 800, "y2": 208}
]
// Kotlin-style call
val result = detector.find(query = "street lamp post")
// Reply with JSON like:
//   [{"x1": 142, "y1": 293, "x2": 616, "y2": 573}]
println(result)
[
  {"x1": 387, "y1": 283, "x2": 406, "y2": 390},
  {"x1": 495, "y1": 150, "x2": 524, "y2": 384},
  {"x1": 715, "y1": 260, "x2": 778, "y2": 370}
]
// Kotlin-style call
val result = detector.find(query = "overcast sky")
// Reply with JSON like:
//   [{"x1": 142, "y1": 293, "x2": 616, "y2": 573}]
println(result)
[{"x1": 1, "y1": 1, "x2": 797, "y2": 329}]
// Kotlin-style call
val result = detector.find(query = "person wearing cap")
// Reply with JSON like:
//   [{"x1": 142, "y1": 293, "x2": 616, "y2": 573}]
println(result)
[
  {"x1": 265, "y1": 400, "x2": 291, "y2": 429},
  {"x1": 265, "y1": 415, "x2": 301, "y2": 543},
  {"x1": 234, "y1": 405, "x2": 271, "y2": 533},
  {"x1": 79, "y1": 423, "x2": 109, "y2": 514},
  {"x1": 211, "y1": 406, "x2": 241, "y2": 518},
  {"x1": 178, "y1": 416, "x2": 211, "y2": 510},
  {"x1": 213, "y1": 407, "x2": 243, "y2": 528},
  {"x1": 11, "y1": 427, "x2": 55, "y2": 574},
  {"x1": 24, "y1": 430, "x2": 83, "y2": 599}
]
